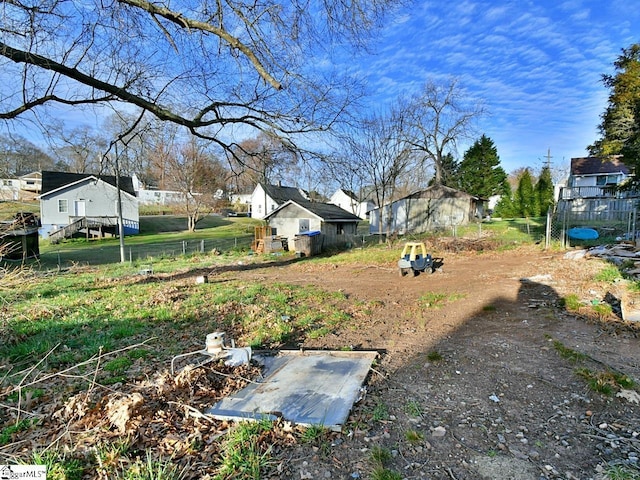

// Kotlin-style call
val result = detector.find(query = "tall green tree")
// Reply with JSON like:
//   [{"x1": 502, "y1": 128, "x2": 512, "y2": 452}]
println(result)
[
  {"x1": 457, "y1": 135, "x2": 507, "y2": 199},
  {"x1": 439, "y1": 152, "x2": 460, "y2": 188},
  {"x1": 493, "y1": 180, "x2": 516, "y2": 218},
  {"x1": 535, "y1": 165, "x2": 555, "y2": 215},
  {"x1": 589, "y1": 43, "x2": 640, "y2": 175},
  {"x1": 515, "y1": 169, "x2": 538, "y2": 217}
]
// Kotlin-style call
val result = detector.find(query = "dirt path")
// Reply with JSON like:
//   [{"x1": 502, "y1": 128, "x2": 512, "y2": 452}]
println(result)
[{"x1": 225, "y1": 245, "x2": 640, "y2": 479}]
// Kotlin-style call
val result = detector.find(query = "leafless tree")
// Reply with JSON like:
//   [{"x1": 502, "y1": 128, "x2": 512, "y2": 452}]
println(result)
[
  {"x1": 164, "y1": 138, "x2": 228, "y2": 232},
  {"x1": 229, "y1": 133, "x2": 299, "y2": 192},
  {"x1": 346, "y1": 107, "x2": 414, "y2": 238},
  {"x1": 49, "y1": 126, "x2": 107, "y2": 173},
  {"x1": 405, "y1": 79, "x2": 484, "y2": 185},
  {"x1": 1, "y1": 0, "x2": 399, "y2": 160}
]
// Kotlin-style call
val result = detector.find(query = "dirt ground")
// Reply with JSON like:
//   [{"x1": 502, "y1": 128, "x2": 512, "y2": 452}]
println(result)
[
  {"x1": 4, "y1": 243, "x2": 640, "y2": 479},
  {"x1": 226, "y1": 243, "x2": 640, "y2": 479}
]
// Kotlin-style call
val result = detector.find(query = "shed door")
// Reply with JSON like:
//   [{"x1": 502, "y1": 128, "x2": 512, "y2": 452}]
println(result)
[{"x1": 75, "y1": 200, "x2": 86, "y2": 216}]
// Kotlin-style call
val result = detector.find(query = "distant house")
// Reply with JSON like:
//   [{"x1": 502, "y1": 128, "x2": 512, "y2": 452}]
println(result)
[
  {"x1": 559, "y1": 156, "x2": 632, "y2": 200},
  {"x1": 369, "y1": 185, "x2": 482, "y2": 235},
  {"x1": 39, "y1": 171, "x2": 139, "y2": 241},
  {"x1": 251, "y1": 183, "x2": 309, "y2": 219},
  {"x1": 329, "y1": 189, "x2": 376, "y2": 220},
  {"x1": 0, "y1": 171, "x2": 42, "y2": 201},
  {"x1": 264, "y1": 200, "x2": 361, "y2": 253}
]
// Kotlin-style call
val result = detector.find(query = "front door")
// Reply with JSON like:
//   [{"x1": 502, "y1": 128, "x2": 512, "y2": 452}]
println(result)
[{"x1": 75, "y1": 200, "x2": 86, "y2": 217}]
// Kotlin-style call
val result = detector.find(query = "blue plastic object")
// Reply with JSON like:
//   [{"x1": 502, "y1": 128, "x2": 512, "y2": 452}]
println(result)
[{"x1": 568, "y1": 227, "x2": 599, "y2": 240}]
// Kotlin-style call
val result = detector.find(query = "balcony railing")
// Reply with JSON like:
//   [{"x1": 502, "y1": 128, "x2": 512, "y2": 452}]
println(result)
[{"x1": 558, "y1": 185, "x2": 638, "y2": 200}]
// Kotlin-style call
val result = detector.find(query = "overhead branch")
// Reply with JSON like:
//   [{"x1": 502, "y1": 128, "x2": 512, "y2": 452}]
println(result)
[{"x1": 117, "y1": 0, "x2": 282, "y2": 90}]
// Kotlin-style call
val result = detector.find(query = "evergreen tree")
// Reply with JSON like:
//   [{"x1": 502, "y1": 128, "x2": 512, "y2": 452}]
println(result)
[
  {"x1": 493, "y1": 180, "x2": 515, "y2": 218},
  {"x1": 589, "y1": 43, "x2": 640, "y2": 181},
  {"x1": 535, "y1": 165, "x2": 555, "y2": 215},
  {"x1": 440, "y1": 152, "x2": 460, "y2": 188},
  {"x1": 515, "y1": 169, "x2": 538, "y2": 217},
  {"x1": 457, "y1": 135, "x2": 507, "y2": 199}
]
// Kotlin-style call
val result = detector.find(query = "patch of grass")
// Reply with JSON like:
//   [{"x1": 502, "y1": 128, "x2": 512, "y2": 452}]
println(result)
[
  {"x1": 6, "y1": 388, "x2": 45, "y2": 402},
  {"x1": 371, "y1": 467, "x2": 403, "y2": 480},
  {"x1": 552, "y1": 340, "x2": 587, "y2": 363},
  {"x1": 299, "y1": 424, "x2": 328, "y2": 444},
  {"x1": 1, "y1": 418, "x2": 38, "y2": 446},
  {"x1": 602, "y1": 464, "x2": 640, "y2": 480},
  {"x1": 404, "y1": 400, "x2": 423, "y2": 417},
  {"x1": 371, "y1": 402, "x2": 389, "y2": 422},
  {"x1": 418, "y1": 291, "x2": 465, "y2": 309},
  {"x1": 30, "y1": 449, "x2": 85, "y2": 480},
  {"x1": 594, "y1": 264, "x2": 623, "y2": 283},
  {"x1": 575, "y1": 368, "x2": 635, "y2": 396},
  {"x1": 117, "y1": 450, "x2": 187, "y2": 480},
  {"x1": 561, "y1": 293, "x2": 582, "y2": 312},
  {"x1": 369, "y1": 446, "x2": 401, "y2": 480},
  {"x1": 426, "y1": 350, "x2": 443, "y2": 362},
  {"x1": 216, "y1": 419, "x2": 274, "y2": 480},
  {"x1": 370, "y1": 445, "x2": 392, "y2": 466},
  {"x1": 404, "y1": 429, "x2": 424, "y2": 444},
  {"x1": 592, "y1": 302, "x2": 613, "y2": 319},
  {"x1": 103, "y1": 356, "x2": 133, "y2": 374}
]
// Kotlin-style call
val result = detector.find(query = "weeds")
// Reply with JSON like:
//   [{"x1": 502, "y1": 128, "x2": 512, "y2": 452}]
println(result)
[
  {"x1": 369, "y1": 446, "x2": 402, "y2": 480},
  {"x1": 404, "y1": 429, "x2": 424, "y2": 444},
  {"x1": 602, "y1": 464, "x2": 640, "y2": 480},
  {"x1": 371, "y1": 402, "x2": 389, "y2": 421},
  {"x1": 562, "y1": 293, "x2": 582, "y2": 312},
  {"x1": 426, "y1": 350, "x2": 443, "y2": 362},
  {"x1": 552, "y1": 340, "x2": 587, "y2": 363},
  {"x1": 404, "y1": 400, "x2": 423, "y2": 417},
  {"x1": 594, "y1": 264, "x2": 623, "y2": 283},
  {"x1": 216, "y1": 419, "x2": 274, "y2": 480},
  {"x1": 116, "y1": 450, "x2": 187, "y2": 480},
  {"x1": 0, "y1": 418, "x2": 38, "y2": 446},
  {"x1": 30, "y1": 450, "x2": 85, "y2": 480},
  {"x1": 575, "y1": 368, "x2": 635, "y2": 395}
]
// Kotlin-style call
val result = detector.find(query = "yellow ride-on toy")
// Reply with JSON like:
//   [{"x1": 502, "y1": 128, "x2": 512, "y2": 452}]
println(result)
[{"x1": 398, "y1": 242, "x2": 433, "y2": 277}]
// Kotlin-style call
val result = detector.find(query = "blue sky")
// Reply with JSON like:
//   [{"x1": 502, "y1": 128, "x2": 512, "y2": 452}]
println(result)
[{"x1": 358, "y1": 0, "x2": 639, "y2": 175}]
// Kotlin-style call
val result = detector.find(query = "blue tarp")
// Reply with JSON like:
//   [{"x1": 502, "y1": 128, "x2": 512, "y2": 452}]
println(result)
[{"x1": 300, "y1": 230, "x2": 321, "y2": 237}]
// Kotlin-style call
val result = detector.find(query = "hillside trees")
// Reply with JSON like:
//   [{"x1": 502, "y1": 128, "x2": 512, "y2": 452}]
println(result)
[
  {"x1": 589, "y1": 43, "x2": 640, "y2": 174},
  {"x1": 0, "y1": 0, "x2": 398, "y2": 163}
]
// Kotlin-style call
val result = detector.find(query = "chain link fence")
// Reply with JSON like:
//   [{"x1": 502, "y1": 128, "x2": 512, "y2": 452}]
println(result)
[{"x1": 545, "y1": 206, "x2": 637, "y2": 249}]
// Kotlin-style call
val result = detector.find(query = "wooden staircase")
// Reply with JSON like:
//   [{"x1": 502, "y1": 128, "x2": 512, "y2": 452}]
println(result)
[{"x1": 48, "y1": 216, "x2": 120, "y2": 244}]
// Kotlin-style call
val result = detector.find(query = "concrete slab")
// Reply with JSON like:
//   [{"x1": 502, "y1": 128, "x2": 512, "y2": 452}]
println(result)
[{"x1": 207, "y1": 350, "x2": 378, "y2": 431}]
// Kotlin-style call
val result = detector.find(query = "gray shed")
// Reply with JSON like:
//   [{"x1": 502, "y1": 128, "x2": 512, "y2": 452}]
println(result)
[{"x1": 264, "y1": 200, "x2": 361, "y2": 254}]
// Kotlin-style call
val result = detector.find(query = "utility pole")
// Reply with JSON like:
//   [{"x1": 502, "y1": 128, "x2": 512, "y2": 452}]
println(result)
[{"x1": 544, "y1": 148, "x2": 553, "y2": 169}]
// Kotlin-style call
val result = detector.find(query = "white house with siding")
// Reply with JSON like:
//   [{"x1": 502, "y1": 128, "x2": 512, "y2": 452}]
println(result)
[
  {"x1": 39, "y1": 171, "x2": 139, "y2": 239},
  {"x1": 329, "y1": 188, "x2": 376, "y2": 220}
]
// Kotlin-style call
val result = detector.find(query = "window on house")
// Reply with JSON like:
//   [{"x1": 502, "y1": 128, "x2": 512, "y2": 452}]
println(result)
[
  {"x1": 337, "y1": 224, "x2": 344, "y2": 235},
  {"x1": 596, "y1": 175, "x2": 619, "y2": 186},
  {"x1": 2, "y1": 180, "x2": 12, "y2": 186},
  {"x1": 58, "y1": 199, "x2": 68, "y2": 213}
]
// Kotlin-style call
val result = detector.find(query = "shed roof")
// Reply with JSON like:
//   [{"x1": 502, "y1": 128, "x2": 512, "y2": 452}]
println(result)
[
  {"x1": 570, "y1": 156, "x2": 629, "y2": 176},
  {"x1": 265, "y1": 200, "x2": 361, "y2": 222},
  {"x1": 40, "y1": 171, "x2": 137, "y2": 197}
]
